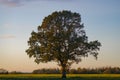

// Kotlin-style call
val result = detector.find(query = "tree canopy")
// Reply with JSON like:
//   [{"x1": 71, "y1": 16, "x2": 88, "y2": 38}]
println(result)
[{"x1": 26, "y1": 10, "x2": 101, "y2": 78}]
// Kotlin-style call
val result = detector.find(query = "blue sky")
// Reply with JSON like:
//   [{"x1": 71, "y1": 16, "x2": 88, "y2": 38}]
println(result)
[{"x1": 0, "y1": 0, "x2": 120, "y2": 72}]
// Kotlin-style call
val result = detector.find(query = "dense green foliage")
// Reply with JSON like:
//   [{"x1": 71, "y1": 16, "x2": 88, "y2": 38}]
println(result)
[{"x1": 26, "y1": 10, "x2": 101, "y2": 78}]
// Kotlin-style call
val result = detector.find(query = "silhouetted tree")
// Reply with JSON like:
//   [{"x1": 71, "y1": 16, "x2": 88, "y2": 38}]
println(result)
[
  {"x1": 26, "y1": 10, "x2": 101, "y2": 78},
  {"x1": 0, "y1": 68, "x2": 8, "y2": 74}
]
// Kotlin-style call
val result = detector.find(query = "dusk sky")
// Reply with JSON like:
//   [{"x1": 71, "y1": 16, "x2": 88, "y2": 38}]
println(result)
[{"x1": 0, "y1": 0, "x2": 120, "y2": 72}]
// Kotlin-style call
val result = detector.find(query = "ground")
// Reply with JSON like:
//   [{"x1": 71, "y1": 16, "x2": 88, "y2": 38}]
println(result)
[{"x1": 0, "y1": 74, "x2": 120, "y2": 80}]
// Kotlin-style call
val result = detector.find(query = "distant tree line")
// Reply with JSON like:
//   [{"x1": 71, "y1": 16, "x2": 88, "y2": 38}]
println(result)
[
  {"x1": 69, "y1": 67, "x2": 120, "y2": 74},
  {"x1": 0, "y1": 69, "x2": 25, "y2": 74},
  {"x1": 32, "y1": 67, "x2": 120, "y2": 74},
  {"x1": 32, "y1": 68, "x2": 60, "y2": 74},
  {"x1": 0, "y1": 68, "x2": 8, "y2": 74},
  {"x1": 1, "y1": 67, "x2": 120, "y2": 74}
]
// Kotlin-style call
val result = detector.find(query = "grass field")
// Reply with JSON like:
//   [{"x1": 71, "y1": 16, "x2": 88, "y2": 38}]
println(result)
[{"x1": 0, "y1": 74, "x2": 120, "y2": 80}]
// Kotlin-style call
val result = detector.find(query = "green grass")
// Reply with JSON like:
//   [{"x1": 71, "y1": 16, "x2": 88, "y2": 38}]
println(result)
[{"x1": 0, "y1": 74, "x2": 120, "y2": 80}]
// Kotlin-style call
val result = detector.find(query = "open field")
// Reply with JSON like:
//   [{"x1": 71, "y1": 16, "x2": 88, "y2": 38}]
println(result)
[{"x1": 0, "y1": 74, "x2": 120, "y2": 80}]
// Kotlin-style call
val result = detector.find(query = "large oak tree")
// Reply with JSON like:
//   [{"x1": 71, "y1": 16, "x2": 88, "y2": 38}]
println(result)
[{"x1": 26, "y1": 10, "x2": 101, "y2": 78}]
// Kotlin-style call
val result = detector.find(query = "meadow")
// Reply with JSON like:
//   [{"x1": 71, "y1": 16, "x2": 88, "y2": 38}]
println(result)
[{"x1": 0, "y1": 74, "x2": 120, "y2": 80}]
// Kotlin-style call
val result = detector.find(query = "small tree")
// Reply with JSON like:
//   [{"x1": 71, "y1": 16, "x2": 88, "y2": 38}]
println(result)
[{"x1": 26, "y1": 10, "x2": 101, "y2": 78}]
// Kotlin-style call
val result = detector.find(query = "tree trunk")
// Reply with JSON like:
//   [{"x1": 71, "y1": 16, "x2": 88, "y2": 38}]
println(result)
[{"x1": 61, "y1": 64, "x2": 67, "y2": 78}]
